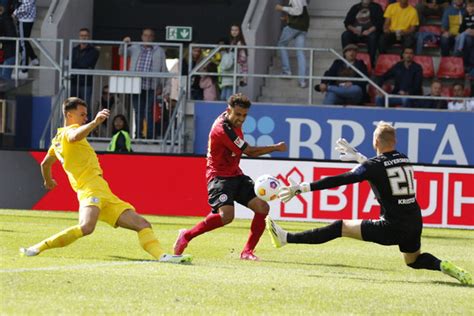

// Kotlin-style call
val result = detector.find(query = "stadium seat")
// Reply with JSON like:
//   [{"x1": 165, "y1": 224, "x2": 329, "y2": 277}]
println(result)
[
  {"x1": 437, "y1": 57, "x2": 465, "y2": 79},
  {"x1": 374, "y1": 54, "x2": 400, "y2": 76},
  {"x1": 441, "y1": 86, "x2": 472, "y2": 97},
  {"x1": 413, "y1": 56, "x2": 434, "y2": 78},
  {"x1": 356, "y1": 52, "x2": 372, "y2": 75},
  {"x1": 441, "y1": 86, "x2": 452, "y2": 97},
  {"x1": 373, "y1": 0, "x2": 388, "y2": 10},
  {"x1": 418, "y1": 25, "x2": 441, "y2": 48}
]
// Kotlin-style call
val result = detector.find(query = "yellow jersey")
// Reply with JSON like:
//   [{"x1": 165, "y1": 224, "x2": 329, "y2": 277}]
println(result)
[
  {"x1": 384, "y1": 3, "x2": 419, "y2": 32},
  {"x1": 47, "y1": 124, "x2": 103, "y2": 191}
]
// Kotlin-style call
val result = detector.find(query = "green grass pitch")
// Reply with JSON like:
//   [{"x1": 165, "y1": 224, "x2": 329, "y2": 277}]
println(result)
[{"x1": 1, "y1": 209, "x2": 473, "y2": 314}]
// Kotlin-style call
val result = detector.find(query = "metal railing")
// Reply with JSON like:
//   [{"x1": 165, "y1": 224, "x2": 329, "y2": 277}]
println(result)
[
  {"x1": 0, "y1": 37, "x2": 63, "y2": 90},
  {"x1": 65, "y1": 40, "x2": 185, "y2": 150},
  {"x1": 187, "y1": 43, "x2": 473, "y2": 108},
  {"x1": 188, "y1": 43, "x2": 388, "y2": 105}
]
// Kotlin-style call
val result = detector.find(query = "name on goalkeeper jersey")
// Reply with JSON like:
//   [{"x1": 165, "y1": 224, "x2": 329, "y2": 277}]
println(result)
[
  {"x1": 398, "y1": 197, "x2": 416, "y2": 205},
  {"x1": 384, "y1": 158, "x2": 410, "y2": 166}
]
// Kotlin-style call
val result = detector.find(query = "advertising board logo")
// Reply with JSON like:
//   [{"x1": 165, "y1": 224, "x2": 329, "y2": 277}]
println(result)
[
  {"x1": 276, "y1": 167, "x2": 309, "y2": 218},
  {"x1": 243, "y1": 116, "x2": 276, "y2": 156}
]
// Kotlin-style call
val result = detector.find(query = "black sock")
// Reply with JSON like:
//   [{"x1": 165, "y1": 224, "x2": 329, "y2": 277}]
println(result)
[
  {"x1": 287, "y1": 220, "x2": 343, "y2": 244},
  {"x1": 407, "y1": 253, "x2": 442, "y2": 271}
]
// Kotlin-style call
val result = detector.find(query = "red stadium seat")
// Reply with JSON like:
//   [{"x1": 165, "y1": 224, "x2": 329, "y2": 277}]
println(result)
[
  {"x1": 413, "y1": 56, "x2": 434, "y2": 78},
  {"x1": 374, "y1": 54, "x2": 400, "y2": 76},
  {"x1": 437, "y1": 57, "x2": 465, "y2": 79},
  {"x1": 373, "y1": 0, "x2": 388, "y2": 10},
  {"x1": 356, "y1": 52, "x2": 372, "y2": 75},
  {"x1": 419, "y1": 25, "x2": 441, "y2": 34},
  {"x1": 418, "y1": 25, "x2": 441, "y2": 48},
  {"x1": 441, "y1": 86, "x2": 452, "y2": 97},
  {"x1": 441, "y1": 86, "x2": 471, "y2": 97}
]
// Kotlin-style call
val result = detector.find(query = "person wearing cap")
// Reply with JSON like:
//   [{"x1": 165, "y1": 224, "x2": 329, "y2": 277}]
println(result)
[
  {"x1": 341, "y1": 0, "x2": 384, "y2": 69},
  {"x1": 314, "y1": 44, "x2": 369, "y2": 106}
]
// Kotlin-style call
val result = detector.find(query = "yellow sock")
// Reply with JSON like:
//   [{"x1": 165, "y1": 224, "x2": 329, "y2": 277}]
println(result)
[
  {"x1": 34, "y1": 225, "x2": 84, "y2": 253},
  {"x1": 138, "y1": 228, "x2": 164, "y2": 259}
]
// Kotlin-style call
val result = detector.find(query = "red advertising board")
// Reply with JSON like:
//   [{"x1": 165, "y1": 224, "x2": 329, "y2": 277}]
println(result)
[{"x1": 26, "y1": 152, "x2": 474, "y2": 229}]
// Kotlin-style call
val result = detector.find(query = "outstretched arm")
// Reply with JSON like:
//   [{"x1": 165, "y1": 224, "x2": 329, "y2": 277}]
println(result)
[
  {"x1": 243, "y1": 142, "x2": 287, "y2": 157},
  {"x1": 66, "y1": 109, "x2": 110, "y2": 142},
  {"x1": 279, "y1": 170, "x2": 366, "y2": 203}
]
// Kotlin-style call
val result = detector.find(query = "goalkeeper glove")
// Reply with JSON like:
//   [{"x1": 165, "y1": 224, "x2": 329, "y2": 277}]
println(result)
[
  {"x1": 278, "y1": 178, "x2": 311, "y2": 203},
  {"x1": 335, "y1": 138, "x2": 367, "y2": 163}
]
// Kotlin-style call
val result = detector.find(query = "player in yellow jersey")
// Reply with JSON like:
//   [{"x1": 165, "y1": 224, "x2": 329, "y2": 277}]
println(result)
[{"x1": 20, "y1": 97, "x2": 191, "y2": 263}]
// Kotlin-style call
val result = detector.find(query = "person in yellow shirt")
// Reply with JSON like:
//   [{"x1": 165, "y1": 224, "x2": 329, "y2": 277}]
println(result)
[
  {"x1": 20, "y1": 97, "x2": 191, "y2": 263},
  {"x1": 379, "y1": 0, "x2": 419, "y2": 53}
]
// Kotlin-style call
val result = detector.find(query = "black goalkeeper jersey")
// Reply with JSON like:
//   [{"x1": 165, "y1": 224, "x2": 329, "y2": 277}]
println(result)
[{"x1": 311, "y1": 150, "x2": 421, "y2": 224}]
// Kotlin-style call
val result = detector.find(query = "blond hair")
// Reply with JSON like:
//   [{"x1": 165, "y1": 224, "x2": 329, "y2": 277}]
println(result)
[{"x1": 374, "y1": 121, "x2": 396, "y2": 147}]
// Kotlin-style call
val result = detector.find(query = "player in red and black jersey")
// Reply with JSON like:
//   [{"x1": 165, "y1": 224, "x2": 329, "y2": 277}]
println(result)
[
  {"x1": 267, "y1": 121, "x2": 472, "y2": 285},
  {"x1": 174, "y1": 93, "x2": 287, "y2": 260}
]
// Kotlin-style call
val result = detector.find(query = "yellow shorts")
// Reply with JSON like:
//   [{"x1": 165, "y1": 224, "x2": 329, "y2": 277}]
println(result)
[{"x1": 77, "y1": 176, "x2": 135, "y2": 227}]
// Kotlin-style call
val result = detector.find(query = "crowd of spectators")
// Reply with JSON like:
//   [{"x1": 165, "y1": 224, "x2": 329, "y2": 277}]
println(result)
[
  {"x1": 1, "y1": 0, "x2": 473, "y2": 145},
  {"x1": 312, "y1": 0, "x2": 473, "y2": 110}
]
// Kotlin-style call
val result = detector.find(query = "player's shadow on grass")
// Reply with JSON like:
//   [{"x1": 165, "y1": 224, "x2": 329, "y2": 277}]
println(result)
[
  {"x1": 107, "y1": 255, "x2": 193, "y2": 265},
  {"x1": 307, "y1": 272, "x2": 472, "y2": 287},
  {"x1": 0, "y1": 229, "x2": 16, "y2": 233},
  {"x1": 422, "y1": 235, "x2": 474, "y2": 241},
  {"x1": 264, "y1": 259, "x2": 391, "y2": 272},
  {"x1": 108, "y1": 255, "x2": 154, "y2": 262}
]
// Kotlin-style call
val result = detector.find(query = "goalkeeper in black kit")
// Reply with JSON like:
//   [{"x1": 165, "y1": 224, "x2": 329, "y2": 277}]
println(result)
[{"x1": 266, "y1": 121, "x2": 472, "y2": 285}]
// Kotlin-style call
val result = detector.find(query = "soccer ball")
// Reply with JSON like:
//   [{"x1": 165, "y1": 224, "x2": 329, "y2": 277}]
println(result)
[{"x1": 254, "y1": 174, "x2": 281, "y2": 202}]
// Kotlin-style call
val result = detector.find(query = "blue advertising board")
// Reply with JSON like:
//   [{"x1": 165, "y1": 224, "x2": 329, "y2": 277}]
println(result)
[{"x1": 194, "y1": 102, "x2": 474, "y2": 166}]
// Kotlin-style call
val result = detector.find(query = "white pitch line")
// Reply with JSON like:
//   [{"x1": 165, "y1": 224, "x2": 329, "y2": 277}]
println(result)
[{"x1": 0, "y1": 260, "x2": 153, "y2": 273}]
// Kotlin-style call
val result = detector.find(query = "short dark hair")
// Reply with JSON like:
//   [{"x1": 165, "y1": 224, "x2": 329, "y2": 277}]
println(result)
[
  {"x1": 63, "y1": 97, "x2": 87, "y2": 115},
  {"x1": 79, "y1": 28, "x2": 90, "y2": 33},
  {"x1": 142, "y1": 28, "x2": 156, "y2": 35},
  {"x1": 228, "y1": 93, "x2": 251, "y2": 109},
  {"x1": 401, "y1": 47, "x2": 414, "y2": 56}
]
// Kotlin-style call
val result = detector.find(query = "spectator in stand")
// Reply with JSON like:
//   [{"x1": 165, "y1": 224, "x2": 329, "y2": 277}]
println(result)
[
  {"x1": 183, "y1": 45, "x2": 204, "y2": 100},
  {"x1": 229, "y1": 24, "x2": 248, "y2": 87},
  {"x1": 455, "y1": 0, "x2": 474, "y2": 70},
  {"x1": 0, "y1": 5, "x2": 17, "y2": 80},
  {"x1": 314, "y1": 44, "x2": 369, "y2": 106},
  {"x1": 199, "y1": 62, "x2": 218, "y2": 101},
  {"x1": 70, "y1": 28, "x2": 100, "y2": 108},
  {"x1": 341, "y1": 0, "x2": 384, "y2": 67},
  {"x1": 107, "y1": 114, "x2": 132, "y2": 153},
  {"x1": 416, "y1": 80, "x2": 448, "y2": 109},
  {"x1": 441, "y1": 0, "x2": 465, "y2": 56},
  {"x1": 416, "y1": 1, "x2": 450, "y2": 25},
  {"x1": 376, "y1": 47, "x2": 423, "y2": 107},
  {"x1": 448, "y1": 82, "x2": 474, "y2": 110},
  {"x1": 12, "y1": 0, "x2": 38, "y2": 79},
  {"x1": 379, "y1": 0, "x2": 419, "y2": 53},
  {"x1": 119, "y1": 28, "x2": 170, "y2": 139},
  {"x1": 218, "y1": 40, "x2": 234, "y2": 101},
  {"x1": 275, "y1": 0, "x2": 310, "y2": 88},
  {"x1": 98, "y1": 85, "x2": 115, "y2": 110}
]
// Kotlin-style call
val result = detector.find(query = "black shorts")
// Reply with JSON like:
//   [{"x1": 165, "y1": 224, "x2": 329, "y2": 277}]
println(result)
[
  {"x1": 207, "y1": 175, "x2": 256, "y2": 211},
  {"x1": 361, "y1": 217, "x2": 422, "y2": 253}
]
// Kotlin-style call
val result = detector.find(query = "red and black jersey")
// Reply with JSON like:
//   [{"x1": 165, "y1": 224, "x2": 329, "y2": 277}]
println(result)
[{"x1": 206, "y1": 112, "x2": 248, "y2": 182}]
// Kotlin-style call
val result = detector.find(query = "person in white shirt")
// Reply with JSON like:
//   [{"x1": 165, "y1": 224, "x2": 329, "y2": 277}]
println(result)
[{"x1": 448, "y1": 83, "x2": 474, "y2": 110}]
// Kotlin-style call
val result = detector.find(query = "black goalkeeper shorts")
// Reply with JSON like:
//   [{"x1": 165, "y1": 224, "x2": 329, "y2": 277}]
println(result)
[
  {"x1": 207, "y1": 175, "x2": 256, "y2": 212},
  {"x1": 361, "y1": 217, "x2": 422, "y2": 253}
]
